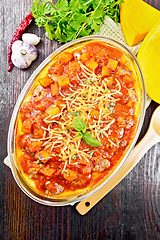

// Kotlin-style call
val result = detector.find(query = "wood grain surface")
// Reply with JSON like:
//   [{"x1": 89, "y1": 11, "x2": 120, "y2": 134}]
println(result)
[{"x1": 0, "y1": 1, "x2": 160, "y2": 239}]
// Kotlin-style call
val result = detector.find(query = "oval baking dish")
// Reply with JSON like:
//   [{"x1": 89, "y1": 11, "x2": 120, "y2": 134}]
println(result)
[{"x1": 8, "y1": 36, "x2": 145, "y2": 206}]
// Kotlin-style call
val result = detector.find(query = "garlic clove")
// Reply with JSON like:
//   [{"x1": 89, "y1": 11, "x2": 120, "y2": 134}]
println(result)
[{"x1": 22, "y1": 33, "x2": 41, "y2": 46}]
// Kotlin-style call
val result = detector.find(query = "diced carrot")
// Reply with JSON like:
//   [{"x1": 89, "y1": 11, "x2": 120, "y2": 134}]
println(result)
[
  {"x1": 39, "y1": 76, "x2": 53, "y2": 87},
  {"x1": 80, "y1": 52, "x2": 90, "y2": 62},
  {"x1": 107, "y1": 59, "x2": 118, "y2": 71},
  {"x1": 57, "y1": 74, "x2": 70, "y2": 88},
  {"x1": 28, "y1": 141, "x2": 42, "y2": 153},
  {"x1": 39, "y1": 165, "x2": 56, "y2": 177},
  {"x1": 101, "y1": 65, "x2": 110, "y2": 77},
  {"x1": 90, "y1": 109, "x2": 100, "y2": 120},
  {"x1": 68, "y1": 60, "x2": 80, "y2": 71},
  {"x1": 35, "y1": 151, "x2": 51, "y2": 163},
  {"x1": 33, "y1": 124, "x2": 44, "y2": 138},
  {"x1": 85, "y1": 59, "x2": 98, "y2": 71},
  {"x1": 21, "y1": 119, "x2": 33, "y2": 134},
  {"x1": 63, "y1": 169, "x2": 77, "y2": 181},
  {"x1": 51, "y1": 84, "x2": 59, "y2": 96},
  {"x1": 123, "y1": 74, "x2": 135, "y2": 84},
  {"x1": 58, "y1": 52, "x2": 73, "y2": 64},
  {"x1": 46, "y1": 105, "x2": 61, "y2": 116},
  {"x1": 55, "y1": 100, "x2": 66, "y2": 109}
]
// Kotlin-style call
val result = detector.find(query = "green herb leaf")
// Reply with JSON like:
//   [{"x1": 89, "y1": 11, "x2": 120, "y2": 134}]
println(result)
[
  {"x1": 72, "y1": 116, "x2": 88, "y2": 133},
  {"x1": 87, "y1": 150, "x2": 94, "y2": 158},
  {"x1": 65, "y1": 125, "x2": 71, "y2": 132},
  {"x1": 34, "y1": 160, "x2": 42, "y2": 164},
  {"x1": 64, "y1": 169, "x2": 69, "y2": 176},
  {"x1": 68, "y1": 111, "x2": 82, "y2": 116},
  {"x1": 85, "y1": 78, "x2": 94, "y2": 84},
  {"x1": 83, "y1": 131, "x2": 102, "y2": 147},
  {"x1": 81, "y1": 93, "x2": 87, "y2": 99},
  {"x1": 72, "y1": 154, "x2": 78, "y2": 160},
  {"x1": 70, "y1": 94, "x2": 76, "y2": 99},
  {"x1": 76, "y1": 132, "x2": 83, "y2": 139},
  {"x1": 103, "y1": 88, "x2": 109, "y2": 94}
]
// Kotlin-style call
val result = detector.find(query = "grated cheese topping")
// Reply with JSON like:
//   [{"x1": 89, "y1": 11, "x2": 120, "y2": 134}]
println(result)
[{"x1": 30, "y1": 60, "x2": 123, "y2": 171}]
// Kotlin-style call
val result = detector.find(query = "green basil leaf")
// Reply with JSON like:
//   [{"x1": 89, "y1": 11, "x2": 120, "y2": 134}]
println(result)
[
  {"x1": 72, "y1": 116, "x2": 88, "y2": 133},
  {"x1": 76, "y1": 132, "x2": 83, "y2": 139},
  {"x1": 83, "y1": 131, "x2": 102, "y2": 147}
]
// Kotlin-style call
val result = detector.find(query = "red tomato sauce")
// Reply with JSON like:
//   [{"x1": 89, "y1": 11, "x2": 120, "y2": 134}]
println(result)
[{"x1": 15, "y1": 41, "x2": 139, "y2": 197}]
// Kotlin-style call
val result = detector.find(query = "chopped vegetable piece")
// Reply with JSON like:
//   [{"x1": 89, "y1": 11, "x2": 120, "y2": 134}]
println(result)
[
  {"x1": 63, "y1": 169, "x2": 77, "y2": 181},
  {"x1": 107, "y1": 59, "x2": 118, "y2": 71},
  {"x1": 68, "y1": 61, "x2": 80, "y2": 71},
  {"x1": 35, "y1": 151, "x2": 51, "y2": 163},
  {"x1": 80, "y1": 53, "x2": 90, "y2": 62},
  {"x1": 39, "y1": 165, "x2": 56, "y2": 177},
  {"x1": 33, "y1": 124, "x2": 44, "y2": 138},
  {"x1": 51, "y1": 84, "x2": 59, "y2": 96},
  {"x1": 101, "y1": 65, "x2": 110, "y2": 77},
  {"x1": 28, "y1": 141, "x2": 42, "y2": 153},
  {"x1": 21, "y1": 119, "x2": 32, "y2": 134},
  {"x1": 57, "y1": 75, "x2": 70, "y2": 88},
  {"x1": 85, "y1": 59, "x2": 98, "y2": 71},
  {"x1": 39, "y1": 75, "x2": 53, "y2": 87},
  {"x1": 46, "y1": 105, "x2": 61, "y2": 116},
  {"x1": 55, "y1": 100, "x2": 66, "y2": 109},
  {"x1": 90, "y1": 110, "x2": 100, "y2": 120},
  {"x1": 58, "y1": 52, "x2": 73, "y2": 64}
]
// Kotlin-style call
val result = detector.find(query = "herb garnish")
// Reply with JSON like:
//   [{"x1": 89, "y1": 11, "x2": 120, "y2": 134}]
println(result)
[
  {"x1": 34, "y1": 160, "x2": 42, "y2": 164},
  {"x1": 31, "y1": 0, "x2": 124, "y2": 43},
  {"x1": 64, "y1": 169, "x2": 69, "y2": 176},
  {"x1": 72, "y1": 154, "x2": 78, "y2": 160},
  {"x1": 68, "y1": 111, "x2": 82, "y2": 116},
  {"x1": 87, "y1": 150, "x2": 94, "y2": 158},
  {"x1": 103, "y1": 88, "x2": 109, "y2": 94},
  {"x1": 107, "y1": 102, "x2": 115, "y2": 113},
  {"x1": 72, "y1": 116, "x2": 102, "y2": 147},
  {"x1": 70, "y1": 94, "x2": 76, "y2": 99},
  {"x1": 85, "y1": 78, "x2": 94, "y2": 85}
]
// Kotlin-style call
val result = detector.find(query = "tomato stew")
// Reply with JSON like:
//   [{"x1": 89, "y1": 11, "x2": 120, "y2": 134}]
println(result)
[{"x1": 15, "y1": 41, "x2": 140, "y2": 197}]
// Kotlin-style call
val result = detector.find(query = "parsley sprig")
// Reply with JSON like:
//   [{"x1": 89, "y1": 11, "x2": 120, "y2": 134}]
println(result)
[{"x1": 31, "y1": 0, "x2": 124, "y2": 43}]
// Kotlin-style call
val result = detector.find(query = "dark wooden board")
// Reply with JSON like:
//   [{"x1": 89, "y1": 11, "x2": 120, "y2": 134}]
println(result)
[{"x1": 0, "y1": 1, "x2": 160, "y2": 239}]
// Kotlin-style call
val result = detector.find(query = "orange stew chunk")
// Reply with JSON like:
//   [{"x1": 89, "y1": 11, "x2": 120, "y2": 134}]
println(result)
[
  {"x1": 39, "y1": 75, "x2": 53, "y2": 87},
  {"x1": 85, "y1": 59, "x2": 98, "y2": 71},
  {"x1": 63, "y1": 169, "x2": 77, "y2": 181},
  {"x1": 101, "y1": 65, "x2": 110, "y2": 77},
  {"x1": 57, "y1": 74, "x2": 70, "y2": 88},
  {"x1": 46, "y1": 105, "x2": 61, "y2": 116},
  {"x1": 21, "y1": 119, "x2": 33, "y2": 134},
  {"x1": 107, "y1": 58, "x2": 118, "y2": 70},
  {"x1": 58, "y1": 52, "x2": 73, "y2": 64},
  {"x1": 51, "y1": 84, "x2": 59, "y2": 96}
]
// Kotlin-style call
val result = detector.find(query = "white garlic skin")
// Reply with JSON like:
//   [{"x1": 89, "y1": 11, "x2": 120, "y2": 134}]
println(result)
[
  {"x1": 22, "y1": 33, "x2": 41, "y2": 46},
  {"x1": 11, "y1": 40, "x2": 37, "y2": 69}
]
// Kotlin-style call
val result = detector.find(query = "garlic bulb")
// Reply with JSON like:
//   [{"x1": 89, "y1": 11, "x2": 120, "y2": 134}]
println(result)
[
  {"x1": 22, "y1": 33, "x2": 41, "y2": 46},
  {"x1": 11, "y1": 40, "x2": 37, "y2": 69}
]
